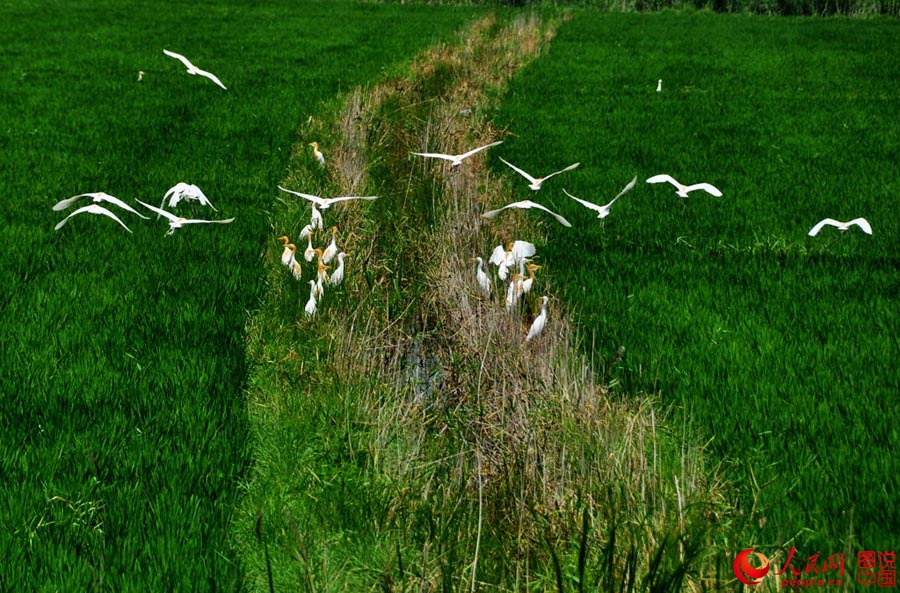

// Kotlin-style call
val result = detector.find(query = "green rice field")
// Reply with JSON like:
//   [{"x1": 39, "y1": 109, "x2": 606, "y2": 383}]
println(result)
[
  {"x1": 2, "y1": 0, "x2": 899, "y2": 589},
  {"x1": 491, "y1": 11, "x2": 900, "y2": 554},
  {"x1": 0, "y1": 0, "x2": 475, "y2": 588}
]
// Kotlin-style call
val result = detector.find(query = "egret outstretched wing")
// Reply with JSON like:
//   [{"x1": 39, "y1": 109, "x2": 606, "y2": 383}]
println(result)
[
  {"x1": 499, "y1": 157, "x2": 539, "y2": 185},
  {"x1": 483, "y1": 200, "x2": 572, "y2": 227},
  {"x1": 54, "y1": 204, "x2": 133, "y2": 233},
  {"x1": 53, "y1": 192, "x2": 149, "y2": 219}
]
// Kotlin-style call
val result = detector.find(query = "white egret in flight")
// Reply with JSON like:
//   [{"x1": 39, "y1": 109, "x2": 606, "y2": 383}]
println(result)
[
  {"x1": 526, "y1": 296, "x2": 549, "y2": 341},
  {"x1": 277, "y1": 186, "x2": 378, "y2": 210},
  {"x1": 808, "y1": 218, "x2": 872, "y2": 237},
  {"x1": 412, "y1": 140, "x2": 503, "y2": 169},
  {"x1": 564, "y1": 176, "x2": 637, "y2": 219},
  {"x1": 646, "y1": 174, "x2": 722, "y2": 198},
  {"x1": 483, "y1": 200, "x2": 572, "y2": 227},
  {"x1": 135, "y1": 200, "x2": 235, "y2": 235},
  {"x1": 53, "y1": 192, "x2": 149, "y2": 219},
  {"x1": 163, "y1": 49, "x2": 227, "y2": 90},
  {"x1": 499, "y1": 157, "x2": 579, "y2": 191},
  {"x1": 161, "y1": 182, "x2": 217, "y2": 212},
  {"x1": 54, "y1": 204, "x2": 133, "y2": 233},
  {"x1": 309, "y1": 142, "x2": 325, "y2": 167}
]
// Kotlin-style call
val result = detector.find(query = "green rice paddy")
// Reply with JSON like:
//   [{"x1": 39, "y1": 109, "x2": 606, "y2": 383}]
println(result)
[
  {"x1": 2, "y1": 1, "x2": 898, "y2": 589},
  {"x1": 0, "y1": 0, "x2": 475, "y2": 588},
  {"x1": 491, "y1": 10, "x2": 900, "y2": 554}
]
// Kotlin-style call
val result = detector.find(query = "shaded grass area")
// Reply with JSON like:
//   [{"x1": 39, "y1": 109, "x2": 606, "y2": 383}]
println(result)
[
  {"x1": 0, "y1": 1, "x2": 477, "y2": 589},
  {"x1": 490, "y1": 11, "x2": 900, "y2": 554}
]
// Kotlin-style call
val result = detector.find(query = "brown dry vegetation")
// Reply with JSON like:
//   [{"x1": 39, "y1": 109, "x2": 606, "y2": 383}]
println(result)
[{"x1": 248, "y1": 12, "x2": 735, "y2": 591}]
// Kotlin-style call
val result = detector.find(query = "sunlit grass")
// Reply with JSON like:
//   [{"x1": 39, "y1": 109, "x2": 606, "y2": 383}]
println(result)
[
  {"x1": 491, "y1": 11, "x2": 900, "y2": 553},
  {"x1": 0, "y1": 0, "x2": 477, "y2": 589}
]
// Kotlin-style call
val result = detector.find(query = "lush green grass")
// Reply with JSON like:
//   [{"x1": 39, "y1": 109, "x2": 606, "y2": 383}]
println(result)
[
  {"x1": 0, "y1": 1, "x2": 477, "y2": 589},
  {"x1": 490, "y1": 11, "x2": 900, "y2": 555}
]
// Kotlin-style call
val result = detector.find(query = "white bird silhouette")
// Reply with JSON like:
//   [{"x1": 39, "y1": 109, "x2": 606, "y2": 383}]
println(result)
[
  {"x1": 54, "y1": 204, "x2": 133, "y2": 233},
  {"x1": 483, "y1": 200, "x2": 572, "y2": 227},
  {"x1": 298, "y1": 224, "x2": 314, "y2": 240},
  {"x1": 161, "y1": 182, "x2": 217, "y2": 212},
  {"x1": 53, "y1": 192, "x2": 150, "y2": 219},
  {"x1": 330, "y1": 252, "x2": 350, "y2": 286},
  {"x1": 564, "y1": 176, "x2": 637, "y2": 219},
  {"x1": 526, "y1": 296, "x2": 549, "y2": 341},
  {"x1": 505, "y1": 273, "x2": 524, "y2": 311},
  {"x1": 470, "y1": 256, "x2": 491, "y2": 296},
  {"x1": 646, "y1": 174, "x2": 722, "y2": 198},
  {"x1": 310, "y1": 203, "x2": 323, "y2": 231},
  {"x1": 489, "y1": 241, "x2": 536, "y2": 281},
  {"x1": 135, "y1": 200, "x2": 234, "y2": 235},
  {"x1": 303, "y1": 237, "x2": 316, "y2": 262},
  {"x1": 499, "y1": 157, "x2": 579, "y2": 191},
  {"x1": 808, "y1": 217, "x2": 872, "y2": 237},
  {"x1": 322, "y1": 226, "x2": 339, "y2": 264},
  {"x1": 278, "y1": 186, "x2": 378, "y2": 209},
  {"x1": 163, "y1": 49, "x2": 226, "y2": 90},
  {"x1": 412, "y1": 140, "x2": 503, "y2": 169},
  {"x1": 304, "y1": 280, "x2": 318, "y2": 318},
  {"x1": 521, "y1": 263, "x2": 541, "y2": 295},
  {"x1": 309, "y1": 142, "x2": 325, "y2": 167},
  {"x1": 656, "y1": 79, "x2": 662, "y2": 92}
]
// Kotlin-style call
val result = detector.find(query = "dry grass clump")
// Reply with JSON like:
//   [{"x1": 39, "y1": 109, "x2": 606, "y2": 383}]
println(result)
[{"x1": 267, "y1": 11, "x2": 733, "y2": 590}]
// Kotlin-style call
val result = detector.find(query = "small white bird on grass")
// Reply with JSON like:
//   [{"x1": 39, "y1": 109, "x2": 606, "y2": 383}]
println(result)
[
  {"x1": 136, "y1": 200, "x2": 235, "y2": 235},
  {"x1": 322, "y1": 227, "x2": 339, "y2": 264},
  {"x1": 657, "y1": 79, "x2": 662, "y2": 92},
  {"x1": 489, "y1": 240, "x2": 536, "y2": 281},
  {"x1": 646, "y1": 174, "x2": 722, "y2": 198},
  {"x1": 304, "y1": 280, "x2": 318, "y2": 318},
  {"x1": 564, "y1": 176, "x2": 637, "y2": 220},
  {"x1": 161, "y1": 182, "x2": 217, "y2": 212},
  {"x1": 499, "y1": 157, "x2": 580, "y2": 191},
  {"x1": 808, "y1": 217, "x2": 872, "y2": 237},
  {"x1": 278, "y1": 186, "x2": 379, "y2": 210},
  {"x1": 483, "y1": 200, "x2": 572, "y2": 227},
  {"x1": 53, "y1": 192, "x2": 150, "y2": 219},
  {"x1": 54, "y1": 204, "x2": 134, "y2": 233},
  {"x1": 303, "y1": 237, "x2": 316, "y2": 262},
  {"x1": 521, "y1": 263, "x2": 542, "y2": 295},
  {"x1": 526, "y1": 296, "x2": 549, "y2": 341},
  {"x1": 299, "y1": 224, "x2": 314, "y2": 240},
  {"x1": 505, "y1": 273, "x2": 524, "y2": 311},
  {"x1": 163, "y1": 49, "x2": 227, "y2": 90},
  {"x1": 330, "y1": 252, "x2": 350, "y2": 286},
  {"x1": 309, "y1": 142, "x2": 325, "y2": 167},
  {"x1": 310, "y1": 203, "x2": 323, "y2": 231},
  {"x1": 470, "y1": 256, "x2": 491, "y2": 296},
  {"x1": 412, "y1": 140, "x2": 503, "y2": 169}
]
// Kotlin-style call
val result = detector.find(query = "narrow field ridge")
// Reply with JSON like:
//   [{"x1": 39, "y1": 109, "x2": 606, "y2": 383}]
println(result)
[{"x1": 240, "y1": 12, "x2": 734, "y2": 591}]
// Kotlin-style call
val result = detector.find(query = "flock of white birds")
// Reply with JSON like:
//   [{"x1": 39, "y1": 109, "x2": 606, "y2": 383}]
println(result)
[{"x1": 52, "y1": 58, "x2": 873, "y2": 341}]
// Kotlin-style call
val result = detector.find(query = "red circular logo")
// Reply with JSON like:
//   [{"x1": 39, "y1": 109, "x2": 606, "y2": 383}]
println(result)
[{"x1": 733, "y1": 548, "x2": 771, "y2": 586}]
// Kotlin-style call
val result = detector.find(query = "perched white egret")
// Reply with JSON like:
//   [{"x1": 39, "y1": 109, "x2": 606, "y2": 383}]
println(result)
[
  {"x1": 290, "y1": 258, "x2": 302, "y2": 280},
  {"x1": 299, "y1": 224, "x2": 314, "y2": 240},
  {"x1": 526, "y1": 296, "x2": 549, "y2": 341},
  {"x1": 564, "y1": 176, "x2": 637, "y2": 220},
  {"x1": 808, "y1": 217, "x2": 872, "y2": 236},
  {"x1": 309, "y1": 142, "x2": 325, "y2": 167},
  {"x1": 54, "y1": 204, "x2": 133, "y2": 233},
  {"x1": 303, "y1": 237, "x2": 316, "y2": 262},
  {"x1": 310, "y1": 203, "x2": 323, "y2": 231},
  {"x1": 304, "y1": 280, "x2": 318, "y2": 318},
  {"x1": 489, "y1": 241, "x2": 536, "y2": 280},
  {"x1": 161, "y1": 182, "x2": 217, "y2": 212},
  {"x1": 505, "y1": 274, "x2": 524, "y2": 311},
  {"x1": 162, "y1": 49, "x2": 226, "y2": 90},
  {"x1": 499, "y1": 157, "x2": 579, "y2": 191},
  {"x1": 135, "y1": 200, "x2": 235, "y2": 235},
  {"x1": 137, "y1": 71, "x2": 144, "y2": 82},
  {"x1": 280, "y1": 241, "x2": 297, "y2": 267},
  {"x1": 483, "y1": 200, "x2": 572, "y2": 227},
  {"x1": 330, "y1": 252, "x2": 349, "y2": 286},
  {"x1": 411, "y1": 140, "x2": 503, "y2": 169},
  {"x1": 470, "y1": 256, "x2": 491, "y2": 296},
  {"x1": 53, "y1": 191, "x2": 150, "y2": 219},
  {"x1": 316, "y1": 259, "x2": 331, "y2": 284},
  {"x1": 646, "y1": 174, "x2": 722, "y2": 198},
  {"x1": 322, "y1": 226, "x2": 339, "y2": 264},
  {"x1": 656, "y1": 79, "x2": 662, "y2": 92},
  {"x1": 278, "y1": 186, "x2": 378, "y2": 209},
  {"x1": 521, "y1": 263, "x2": 542, "y2": 295}
]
